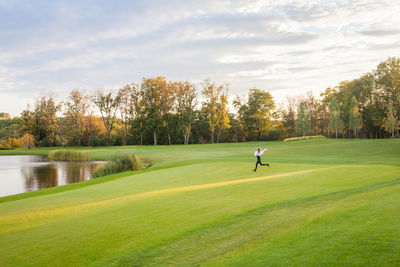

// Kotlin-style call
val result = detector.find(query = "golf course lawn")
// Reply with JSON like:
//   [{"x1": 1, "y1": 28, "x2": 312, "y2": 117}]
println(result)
[{"x1": 0, "y1": 139, "x2": 399, "y2": 266}]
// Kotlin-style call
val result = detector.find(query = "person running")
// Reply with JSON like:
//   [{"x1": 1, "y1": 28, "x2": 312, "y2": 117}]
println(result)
[{"x1": 253, "y1": 147, "x2": 270, "y2": 172}]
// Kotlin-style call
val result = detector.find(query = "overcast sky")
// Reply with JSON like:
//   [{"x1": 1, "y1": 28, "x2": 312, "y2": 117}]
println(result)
[{"x1": 1, "y1": 0, "x2": 399, "y2": 116}]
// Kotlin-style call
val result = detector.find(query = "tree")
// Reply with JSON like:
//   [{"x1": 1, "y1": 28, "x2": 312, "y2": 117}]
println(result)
[
  {"x1": 232, "y1": 89, "x2": 275, "y2": 140},
  {"x1": 303, "y1": 91, "x2": 320, "y2": 135},
  {"x1": 63, "y1": 89, "x2": 89, "y2": 146},
  {"x1": 117, "y1": 84, "x2": 137, "y2": 145},
  {"x1": 20, "y1": 133, "x2": 35, "y2": 148},
  {"x1": 21, "y1": 105, "x2": 35, "y2": 136},
  {"x1": 328, "y1": 97, "x2": 344, "y2": 138},
  {"x1": 21, "y1": 97, "x2": 61, "y2": 146},
  {"x1": 350, "y1": 74, "x2": 375, "y2": 138},
  {"x1": 215, "y1": 88, "x2": 230, "y2": 143},
  {"x1": 233, "y1": 95, "x2": 249, "y2": 141},
  {"x1": 92, "y1": 90, "x2": 121, "y2": 145},
  {"x1": 162, "y1": 81, "x2": 177, "y2": 145},
  {"x1": 281, "y1": 97, "x2": 297, "y2": 138},
  {"x1": 176, "y1": 81, "x2": 197, "y2": 144},
  {"x1": 131, "y1": 87, "x2": 146, "y2": 145},
  {"x1": 83, "y1": 111, "x2": 106, "y2": 146},
  {"x1": 140, "y1": 77, "x2": 165, "y2": 145},
  {"x1": 0, "y1": 112, "x2": 10, "y2": 120},
  {"x1": 383, "y1": 100, "x2": 399, "y2": 137},
  {"x1": 374, "y1": 57, "x2": 400, "y2": 116},
  {"x1": 348, "y1": 96, "x2": 362, "y2": 138},
  {"x1": 296, "y1": 101, "x2": 311, "y2": 136},
  {"x1": 201, "y1": 79, "x2": 224, "y2": 143},
  {"x1": 246, "y1": 88, "x2": 275, "y2": 140}
]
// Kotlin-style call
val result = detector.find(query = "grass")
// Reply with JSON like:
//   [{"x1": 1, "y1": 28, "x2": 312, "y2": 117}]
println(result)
[
  {"x1": 93, "y1": 153, "x2": 141, "y2": 177},
  {"x1": 48, "y1": 149, "x2": 91, "y2": 161},
  {"x1": 0, "y1": 139, "x2": 400, "y2": 266}
]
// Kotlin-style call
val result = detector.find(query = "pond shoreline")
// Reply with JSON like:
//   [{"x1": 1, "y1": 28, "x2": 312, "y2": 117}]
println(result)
[
  {"x1": 0, "y1": 155, "x2": 105, "y2": 198},
  {"x1": 0, "y1": 153, "x2": 153, "y2": 203}
]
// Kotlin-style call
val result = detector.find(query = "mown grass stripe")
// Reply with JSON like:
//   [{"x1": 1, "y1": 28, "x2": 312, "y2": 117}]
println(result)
[
  {"x1": 0, "y1": 166, "x2": 338, "y2": 234},
  {"x1": 106, "y1": 176, "x2": 400, "y2": 266}
]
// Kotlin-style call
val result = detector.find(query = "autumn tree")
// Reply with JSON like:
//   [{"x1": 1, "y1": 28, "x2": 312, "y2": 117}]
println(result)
[
  {"x1": 92, "y1": 90, "x2": 121, "y2": 145},
  {"x1": 383, "y1": 100, "x2": 399, "y2": 137},
  {"x1": 21, "y1": 105, "x2": 34, "y2": 136},
  {"x1": 130, "y1": 87, "x2": 146, "y2": 145},
  {"x1": 140, "y1": 77, "x2": 165, "y2": 145},
  {"x1": 280, "y1": 97, "x2": 297, "y2": 138},
  {"x1": 201, "y1": 79, "x2": 225, "y2": 143},
  {"x1": 63, "y1": 89, "x2": 89, "y2": 145},
  {"x1": 247, "y1": 88, "x2": 275, "y2": 140},
  {"x1": 328, "y1": 97, "x2": 344, "y2": 138},
  {"x1": 0, "y1": 112, "x2": 10, "y2": 120},
  {"x1": 176, "y1": 81, "x2": 197, "y2": 144},
  {"x1": 296, "y1": 101, "x2": 311, "y2": 137},
  {"x1": 233, "y1": 95, "x2": 249, "y2": 141},
  {"x1": 84, "y1": 112, "x2": 105, "y2": 146},
  {"x1": 162, "y1": 81, "x2": 177, "y2": 145},
  {"x1": 117, "y1": 84, "x2": 137, "y2": 145},
  {"x1": 215, "y1": 88, "x2": 230, "y2": 143},
  {"x1": 20, "y1": 133, "x2": 35, "y2": 148},
  {"x1": 374, "y1": 57, "x2": 400, "y2": 115},
  {"x1": 21, "y1": 97, "x2": 61, "y2": 146},
  {"x1": 348, "y1": 96, "x2": 362, "y2": 138}
]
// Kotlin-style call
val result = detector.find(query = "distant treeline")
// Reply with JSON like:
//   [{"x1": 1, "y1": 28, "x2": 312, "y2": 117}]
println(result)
[{"x1": 0, "y1": 57, "x2": 399, "y2": 148}]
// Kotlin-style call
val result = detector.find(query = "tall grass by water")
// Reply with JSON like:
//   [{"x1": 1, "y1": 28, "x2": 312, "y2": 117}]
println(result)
[
  {"x1": 48, "y1": 149, "x2": 91, "y2": 161},
  {"x1": 283, "y1": 135, "x2": 326, "y2": 142},
  {"x1": 93, "y1": 153, "x2": 141, "y2": 177}
]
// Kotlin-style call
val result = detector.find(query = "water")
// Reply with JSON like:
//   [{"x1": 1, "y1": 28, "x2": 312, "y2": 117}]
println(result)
[{"x1": 0, "y1": 155, "x2": 104, "y2": 197}]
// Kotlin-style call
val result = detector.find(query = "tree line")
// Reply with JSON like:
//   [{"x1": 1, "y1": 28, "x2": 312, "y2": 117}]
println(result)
[{"x1": 1, "y1": 57, "x2": 399, "y2": 148}]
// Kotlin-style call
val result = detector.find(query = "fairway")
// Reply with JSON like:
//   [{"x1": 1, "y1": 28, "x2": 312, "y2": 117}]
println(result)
[{"x1": 1, "y1": 139, "x2": 400, "y2": 266}]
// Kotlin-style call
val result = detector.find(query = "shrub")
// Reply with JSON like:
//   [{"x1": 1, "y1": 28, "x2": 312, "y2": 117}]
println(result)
[
  {"x1": 48, "y1": 149, "x2": 91, "y2": 161},
  {"x1": 89, "y1": 136, "x2": 99, "y2": 147},
  {"x1": 283, "y1": 135, "x2": 326, "y2": 142},
  {"x1": 0, "y1": 146, "x2": 14, "y2": 150},
  {"x1": 7, "y1": 137, "x2": 21, "y2": 148},
  {"x1": 93, "y1": 153, "x2": 141, "y2": 178}
]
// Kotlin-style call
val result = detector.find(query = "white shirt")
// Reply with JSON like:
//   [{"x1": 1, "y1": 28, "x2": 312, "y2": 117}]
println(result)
[{"x1": 254, "y1": 148, "x2": 267, "y2": 156}]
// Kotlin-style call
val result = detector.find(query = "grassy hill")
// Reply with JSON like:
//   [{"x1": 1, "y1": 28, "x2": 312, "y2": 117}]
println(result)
[{"x1": 0, "y1": 139, "x2": 400, "y2": 266}]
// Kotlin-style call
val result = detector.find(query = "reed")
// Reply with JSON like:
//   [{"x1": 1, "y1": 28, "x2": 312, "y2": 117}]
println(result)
[
  {"x1": 283, "y1": 135, "x2": 326, "y2": 142},
  {"x1": 48, "y1": 149, "x2": 91, "y2": 161},
  {"x1": 93, "y1": 153, "x2": 141, "y2": 178}
]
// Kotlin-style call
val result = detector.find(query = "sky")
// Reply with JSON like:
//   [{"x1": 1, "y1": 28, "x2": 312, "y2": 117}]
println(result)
[{"x1": 1, "y1": 0, "x2": 400, "y2": 116}]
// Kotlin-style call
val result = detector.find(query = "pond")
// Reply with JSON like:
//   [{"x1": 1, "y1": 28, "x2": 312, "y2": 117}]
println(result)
[{"x1": 0, "y1": 155, "x2": 104, "y2": 197}]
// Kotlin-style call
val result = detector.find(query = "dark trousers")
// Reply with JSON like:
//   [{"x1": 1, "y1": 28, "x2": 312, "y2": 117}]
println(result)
[{"x1": 255, "y1": 156, "x2": 267, "y2": 171}]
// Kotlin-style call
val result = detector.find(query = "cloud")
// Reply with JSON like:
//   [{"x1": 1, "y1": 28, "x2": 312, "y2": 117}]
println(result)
[
  {"x1": 1, "y1": 0, "x2": 400, "y2": 116},
  {"x1": 359, "y1": 29, "x2": 400, "y2": 36}
]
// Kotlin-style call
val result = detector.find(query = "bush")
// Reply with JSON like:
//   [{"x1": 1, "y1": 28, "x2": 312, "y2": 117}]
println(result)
[
  {"x1": 89, "y1": 136, "x2": 99, "y2": 147},
  {"x1": 283, "y1": 135, "x2": 326, "y2": 142},
  {"x1": 0, "y1": 146, "x2": 14, "y2": 150},
  {"x1": 93, "y1": 153, "x2": 141, "y2": 178},
  {"x1": 48, "y1": 149, "x2": 91, "y2": 161}
]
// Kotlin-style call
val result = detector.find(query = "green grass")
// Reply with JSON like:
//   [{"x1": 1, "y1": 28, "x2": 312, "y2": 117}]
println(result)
[
  {"x1": 0, "y1": 139, "x2": 400, "y2": 266},
  {"x1": 48, "y1": 149, "x2": 91, "y2": 161}
]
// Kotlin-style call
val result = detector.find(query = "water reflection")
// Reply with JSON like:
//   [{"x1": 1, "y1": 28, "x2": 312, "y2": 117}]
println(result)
[
  {"x1": 0, "y1": 155, "x2": 103, "y2": 197},
  {"x1": 22, "y1": 163, "x2": 58, "y2": 191}
]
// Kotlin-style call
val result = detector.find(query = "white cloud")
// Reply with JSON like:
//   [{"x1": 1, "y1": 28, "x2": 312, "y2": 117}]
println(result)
[{"x1": 1, "y1": 0, "x2": 400, "y2": 116}]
